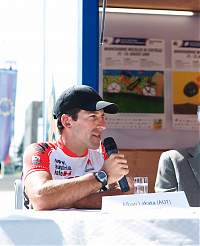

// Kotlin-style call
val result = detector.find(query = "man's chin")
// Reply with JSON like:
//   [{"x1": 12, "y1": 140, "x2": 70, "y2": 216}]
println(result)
[{"x1": 88, "y1": 142, "x2": 100, "y2": 150}]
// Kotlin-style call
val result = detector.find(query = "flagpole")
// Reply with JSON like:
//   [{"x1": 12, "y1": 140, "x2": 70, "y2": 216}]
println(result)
[{"x1": 42, "y1": 0, "x2": 47, "y2": 141}]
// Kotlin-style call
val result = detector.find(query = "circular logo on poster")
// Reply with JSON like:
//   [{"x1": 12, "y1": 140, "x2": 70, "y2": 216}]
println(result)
[{"x1": 0, "y1": 97, "x2": 14, "y2": 116}]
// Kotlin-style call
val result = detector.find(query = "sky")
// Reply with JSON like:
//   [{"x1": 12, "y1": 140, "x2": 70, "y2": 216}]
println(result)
[
  {"x1": 0, "y1": 1, "x2": 79, "y2": 151},
  {"x1": 0, "y1": 1, "x2": 44, "y2": 148}
]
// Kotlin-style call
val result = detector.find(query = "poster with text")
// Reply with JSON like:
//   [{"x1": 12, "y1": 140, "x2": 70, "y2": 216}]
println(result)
[
  {"x1": 172, "y1": 40, "x2": 200, "y2": 130},
  {"x1": 102, "y1": 37, "x2": 165, "y2": 129}
]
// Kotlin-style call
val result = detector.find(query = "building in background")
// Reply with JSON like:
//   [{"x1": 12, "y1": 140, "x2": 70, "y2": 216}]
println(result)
[{"x1": 23, "y1": 101, "x2": 43, "y2": 149}]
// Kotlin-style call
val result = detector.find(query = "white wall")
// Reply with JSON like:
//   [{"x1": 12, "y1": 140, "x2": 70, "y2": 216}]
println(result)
[{"x1": 100, "y1": 13, "x2": 200, "y2": 149}]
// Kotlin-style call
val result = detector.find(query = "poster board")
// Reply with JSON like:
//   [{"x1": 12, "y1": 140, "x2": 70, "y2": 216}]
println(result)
[
  {"x1": 172, "y1": 40, "x2": 200, "y2": 130},
  {"x1": 99, "y1": 14, "x2": 200, "y2": 149},
  {"x1": 101, "y1": 36, "x2": 200, "y2": 149},
  {"x1": 102, "y1": 37, "x2": 165, "y2": 130}
]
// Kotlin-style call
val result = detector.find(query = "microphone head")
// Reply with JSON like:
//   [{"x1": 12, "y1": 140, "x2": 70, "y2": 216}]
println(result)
[{"x1": 103, "y1": 137, "x2": 118, "y2": 155}]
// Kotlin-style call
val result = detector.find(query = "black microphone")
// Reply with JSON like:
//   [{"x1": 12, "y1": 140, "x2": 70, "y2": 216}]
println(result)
[{"x1": 103, "y1": 137, "x2": 129, "y2": 192}]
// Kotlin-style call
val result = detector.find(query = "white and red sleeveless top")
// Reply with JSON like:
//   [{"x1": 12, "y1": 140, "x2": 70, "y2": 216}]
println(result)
[{"x1": 23, "y1": 138, "x2": 108, "y2": 181}]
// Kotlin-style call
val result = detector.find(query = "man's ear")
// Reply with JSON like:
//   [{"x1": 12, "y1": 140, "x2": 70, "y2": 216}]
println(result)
[{"x1": 60, "y1": 114, "x2": 72, "y2": 128}]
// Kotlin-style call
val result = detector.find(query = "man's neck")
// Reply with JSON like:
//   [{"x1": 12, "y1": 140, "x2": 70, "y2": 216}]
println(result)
[{"x1": 60, "y1": 136, "x2": 88, "y2": 157}]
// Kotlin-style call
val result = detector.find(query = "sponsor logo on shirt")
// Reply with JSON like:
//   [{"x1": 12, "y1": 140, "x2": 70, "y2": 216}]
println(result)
[
  {"x1": 84, "y1": 159, "x2": 94, "y2": 172},
  {"x1": 32, "y1": 155, "x2": 40, "y2": 165},
  {"x1": 54, "y1": 158, "x2": 72, "y2": 177}
]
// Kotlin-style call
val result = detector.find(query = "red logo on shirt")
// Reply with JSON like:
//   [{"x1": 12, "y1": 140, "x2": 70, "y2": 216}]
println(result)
[
  {"x1": 84, "y1": 159, "x2": 94, "y2": 172},
  {"x1": 32, "y1": 155, "x2": 40, "y2": 165}
]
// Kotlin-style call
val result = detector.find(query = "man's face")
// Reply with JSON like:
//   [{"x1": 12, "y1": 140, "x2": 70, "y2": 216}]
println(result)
[{"x1": 70, "y1": 110, "x2": 106, "y2": 149}]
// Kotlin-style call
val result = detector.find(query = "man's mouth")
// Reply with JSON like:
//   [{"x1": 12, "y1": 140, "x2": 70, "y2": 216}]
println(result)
[{"x1": 92, "y1": 134, "x2": 101, "y2": 140}]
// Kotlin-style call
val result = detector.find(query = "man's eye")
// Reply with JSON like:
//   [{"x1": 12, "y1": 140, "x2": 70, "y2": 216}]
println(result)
[{"x1": 89, "y1": 113, "x2": 105, "y2": 120}]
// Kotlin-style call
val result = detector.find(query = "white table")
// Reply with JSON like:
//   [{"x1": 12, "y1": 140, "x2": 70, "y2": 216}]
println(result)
[{"x1": 0, "y1": 208, "x2": 199, "y2": 245}]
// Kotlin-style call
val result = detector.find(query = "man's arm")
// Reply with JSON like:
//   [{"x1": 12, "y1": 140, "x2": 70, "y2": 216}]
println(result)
[
  {"x1": 24, "y1": 153, "x2": 131, "y2": 210},
  {"x1": 154, "y1": 151, "x2": 178, "y2": 192},
  {"x1": 24, "y1": 170, "x2": 102, "y2": 210},
  {"x1": 73, "y1": 177, "x2": 134, "y2": 209}
]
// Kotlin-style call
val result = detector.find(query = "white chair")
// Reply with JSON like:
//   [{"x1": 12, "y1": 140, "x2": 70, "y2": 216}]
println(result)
[{"x1": 14, "y1": 179, "x2": 23, "y2": 209}]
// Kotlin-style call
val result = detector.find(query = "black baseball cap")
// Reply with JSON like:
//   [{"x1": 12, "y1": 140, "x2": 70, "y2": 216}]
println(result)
[{"x1": 53, "y1": 85, "x2": 118, "y2": 119}]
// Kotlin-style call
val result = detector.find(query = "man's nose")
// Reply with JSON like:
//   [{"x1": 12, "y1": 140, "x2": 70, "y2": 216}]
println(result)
[{"x1": 97, "y1": 117, "x2": 106, "y2": 130}]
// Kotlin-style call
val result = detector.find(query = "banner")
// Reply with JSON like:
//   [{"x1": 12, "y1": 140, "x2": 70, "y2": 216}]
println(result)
[{"x1": 0, "y1": 69, "x2": 17, "y2": 162}]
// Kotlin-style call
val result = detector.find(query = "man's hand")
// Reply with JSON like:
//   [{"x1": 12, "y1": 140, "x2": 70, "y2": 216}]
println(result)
[{"x1": 102, "y1": 154, "x2": 129, "y2": 185}]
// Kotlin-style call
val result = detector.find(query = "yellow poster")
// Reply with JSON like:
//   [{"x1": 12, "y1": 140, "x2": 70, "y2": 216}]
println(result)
[{"x1": 173, "y1": 71, "x2": 200, "y2": 114}]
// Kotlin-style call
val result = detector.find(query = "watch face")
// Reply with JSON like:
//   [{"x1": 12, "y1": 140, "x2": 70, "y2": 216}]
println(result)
[
  {"x1": 95, "y1": 171, "x2": 108, "y2": 186},
  {"x1": 98, "y1": 171, "x2": 106, "y2": 179}
]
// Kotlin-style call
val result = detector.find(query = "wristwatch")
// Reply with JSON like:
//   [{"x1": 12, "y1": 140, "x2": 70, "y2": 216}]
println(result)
[{"x1": 94, "y1": 170, "x2": 108, "y2": 188}]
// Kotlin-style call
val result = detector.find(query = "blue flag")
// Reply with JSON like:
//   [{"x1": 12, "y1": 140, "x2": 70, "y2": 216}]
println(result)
[{"x1": 0, "y1": 69, "x2": 17, "y2": 162}]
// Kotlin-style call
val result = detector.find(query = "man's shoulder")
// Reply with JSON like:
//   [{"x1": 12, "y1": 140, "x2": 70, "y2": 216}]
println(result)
[
  {"x1": 160, "y1": 144, "x2": 197, "y2": 162},
  {"x1": 24, "y1": 141, "x2": 57, "y2": 155},
  {"x1": 160, "y1": 149, "x2": 182, "y2": 159},
  {"x1": 163, "y1": 143, "x2": 197, "y2": 155}
]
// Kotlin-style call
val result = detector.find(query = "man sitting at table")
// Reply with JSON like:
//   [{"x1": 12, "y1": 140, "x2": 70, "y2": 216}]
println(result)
[
  {"x1": 23, "y1": 85, "x2": 134, "y2": 210},
  {"x1": 155, "y1": 107, "x2": 200, "y2": 207}
]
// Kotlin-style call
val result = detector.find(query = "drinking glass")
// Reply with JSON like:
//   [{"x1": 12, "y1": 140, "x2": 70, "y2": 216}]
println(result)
[{"x1": 134, "y1": 176, "x2": 148, "y2": 194}]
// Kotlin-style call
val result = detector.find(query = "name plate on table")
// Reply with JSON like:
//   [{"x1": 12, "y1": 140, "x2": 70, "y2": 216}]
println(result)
[{"x1": 102, "y1": 192, "x2": 189, "y2": 212}]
